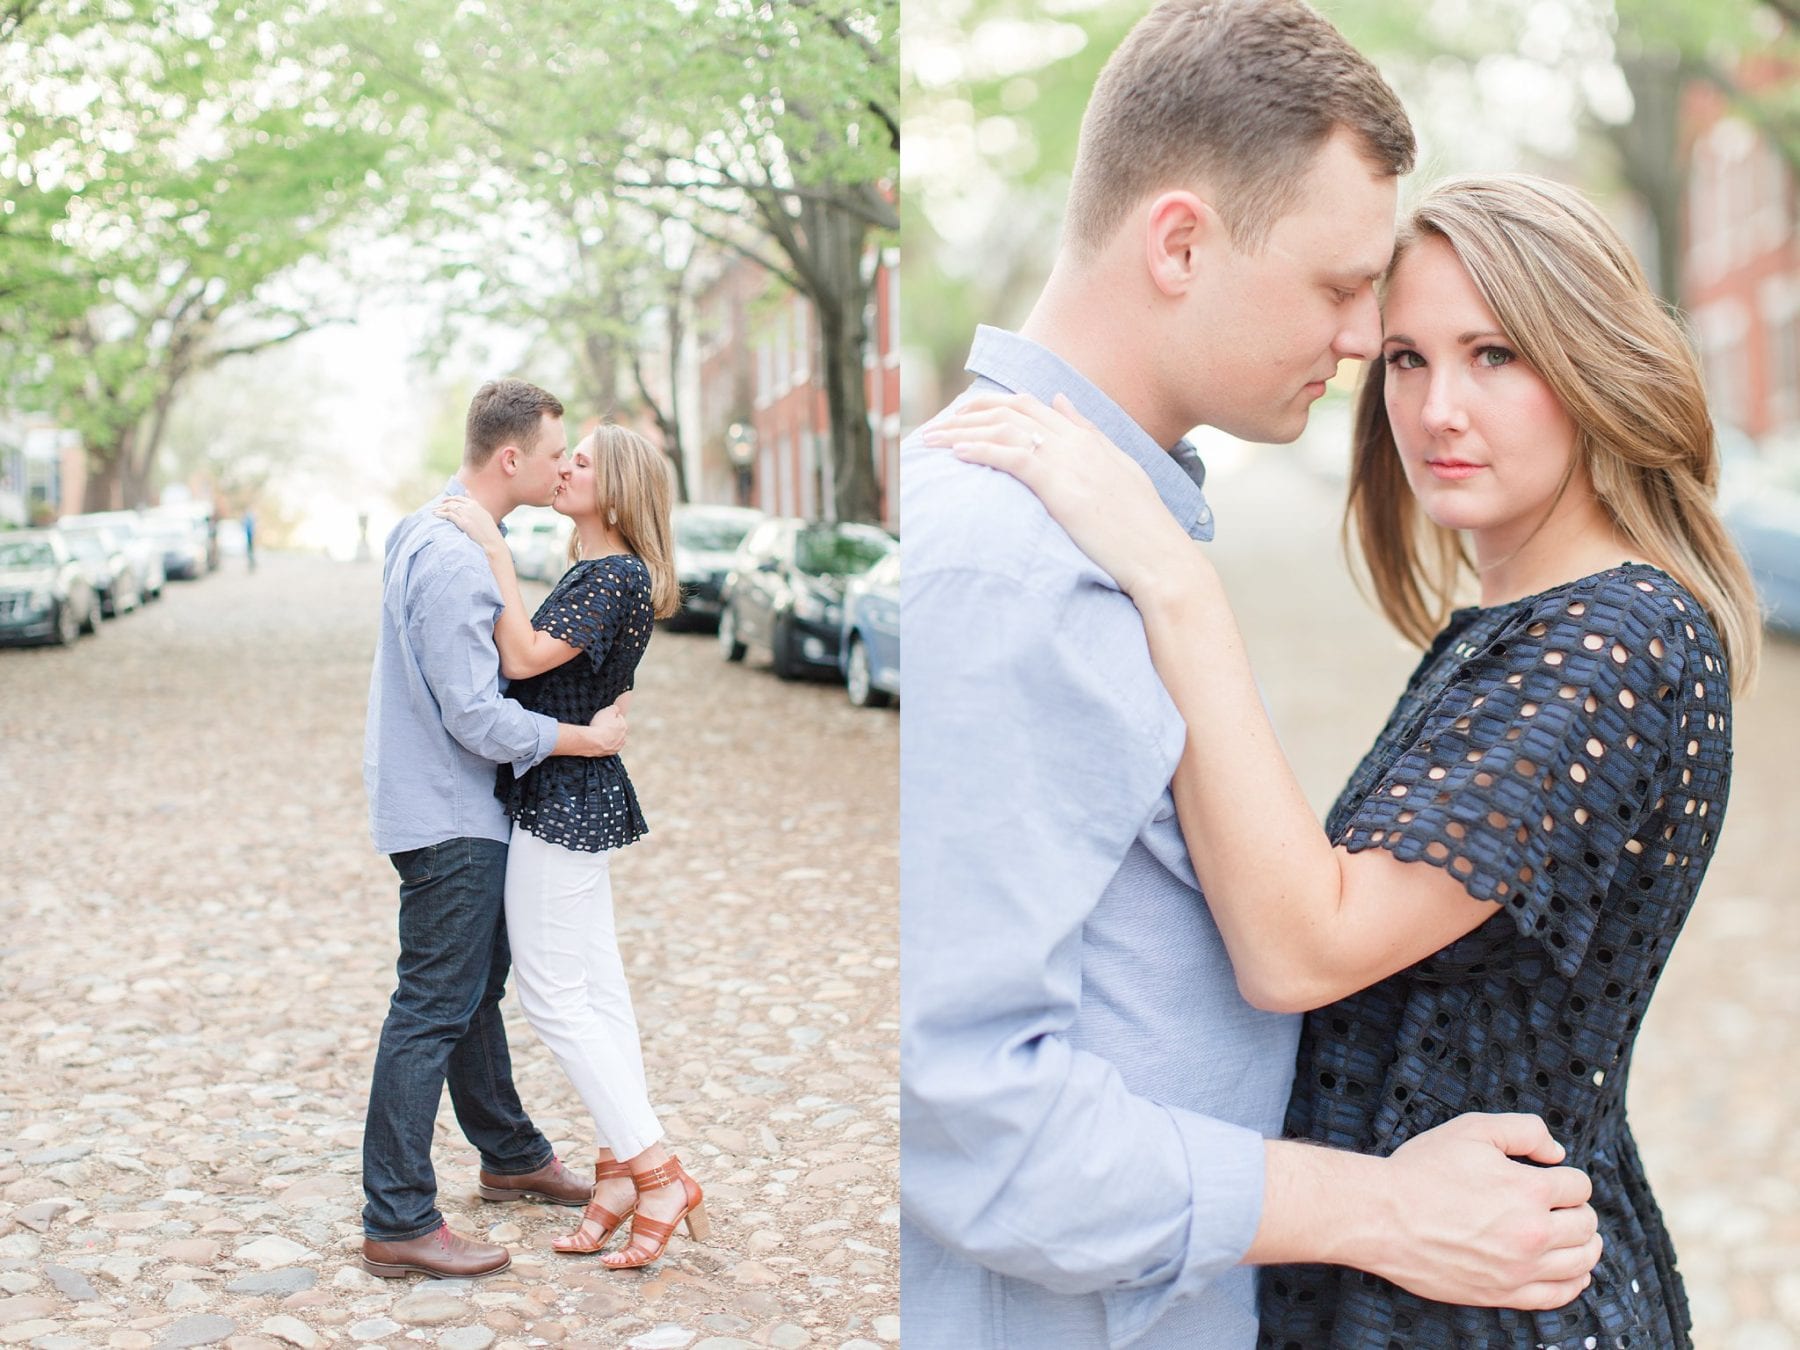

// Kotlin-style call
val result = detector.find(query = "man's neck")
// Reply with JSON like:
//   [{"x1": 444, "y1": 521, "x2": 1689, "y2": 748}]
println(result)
[
  {"x1": 452, "y1": 469, "x2": 513, "y2": 524},
  {"x1": 1018, "y1": 263, "x2": 1196, "y2": 453}
]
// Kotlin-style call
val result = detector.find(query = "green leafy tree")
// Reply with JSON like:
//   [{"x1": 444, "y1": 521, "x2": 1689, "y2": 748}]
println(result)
[
  {"x1": 323, "y1": 0, "x2": 898, "y2": 521},
  {"x1": 1, "y1": 0, "x2": 395, "y2": 508}
]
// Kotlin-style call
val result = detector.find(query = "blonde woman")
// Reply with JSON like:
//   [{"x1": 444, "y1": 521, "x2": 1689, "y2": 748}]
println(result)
[
  {"x1": 925, "y1": 175, "x2": 1759, "y2": 1347},
  {"x1": 437, "y1": 424, "x2": 708, "y2": 1270}
]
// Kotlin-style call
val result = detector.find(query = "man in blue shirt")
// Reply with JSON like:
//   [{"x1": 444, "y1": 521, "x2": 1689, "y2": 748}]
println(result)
[
  {"x1": 901, "y1": 2, "x2": 1602, "y2": 1345},
  {"x1": 361, "y1": 379, "x2": 627, "y2": 1279}
]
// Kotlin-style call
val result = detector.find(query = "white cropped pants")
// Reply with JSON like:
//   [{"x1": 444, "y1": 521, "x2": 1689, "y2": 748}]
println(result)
[{"x1": 504, "y1": 825, "x2": 663, "y2": 1160}]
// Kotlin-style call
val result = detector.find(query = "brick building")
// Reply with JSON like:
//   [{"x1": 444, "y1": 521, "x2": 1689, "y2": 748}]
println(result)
[
  {"x1": 1683, "y1": 64, "x2": 1800, "y2": 451},
  {"x1": 692, "y1": 245, "x2": 900, "y2": 528}
]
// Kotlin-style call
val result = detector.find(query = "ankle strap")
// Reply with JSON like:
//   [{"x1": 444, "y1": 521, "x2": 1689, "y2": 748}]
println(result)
[
  {"x1": 595, "y1": 1158, "x2": 633, "y2": 1181},
  {"x1": 631, "y1": 1156, "x2": 686, "y2": 1191}
]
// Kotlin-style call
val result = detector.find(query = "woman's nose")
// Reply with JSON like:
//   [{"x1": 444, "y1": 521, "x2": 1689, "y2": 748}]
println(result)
[{"x1": 1420, "y1": 372, "x2": 1468, "y2": 436}]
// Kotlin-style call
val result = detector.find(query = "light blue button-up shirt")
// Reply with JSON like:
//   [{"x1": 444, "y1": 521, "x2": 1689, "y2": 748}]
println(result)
[
  {"x1": 363, "y1": 481, "x2": 558, "y2": 854},
  {"x1": 900, "y1": 328, "x2": 1300, "y2": 1349}
]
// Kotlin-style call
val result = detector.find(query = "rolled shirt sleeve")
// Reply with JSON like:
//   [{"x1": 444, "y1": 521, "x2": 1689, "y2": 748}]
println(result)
[
  {"x1": 407, "y1": 555, "x2": 557, "y2": 778},
  {"x1": 900, "y1": 562, "x2": 1267, "y2": 1346}
]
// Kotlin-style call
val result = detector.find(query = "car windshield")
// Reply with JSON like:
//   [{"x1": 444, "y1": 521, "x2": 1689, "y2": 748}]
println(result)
[
  {"x1": 678, "y1": 515, "x2": 756, "y2": 552},
  {"x1": 867, "y1": 553, "x2": 901, "y2": 587},
  {"x1": 63, "y1": 533, "x2": 107, "y2": 562},
  {"x1": 795, "y1": 527, "x2": 892, "y2": 577},
  {"x1": 0, "y1": 539, "x2": 54, "y2": 569}
]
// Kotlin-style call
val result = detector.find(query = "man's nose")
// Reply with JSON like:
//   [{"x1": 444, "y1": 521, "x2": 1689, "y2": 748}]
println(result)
[{"x1": 1331, "y1": 288, "x2": 1382, "y2": 362}]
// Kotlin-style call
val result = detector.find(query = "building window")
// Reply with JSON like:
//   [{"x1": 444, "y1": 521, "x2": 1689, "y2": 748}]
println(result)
[
  {"x1": 779, "y1": 433, "x2": 796, "y2": 517},
  {"x1": 1696, "y1": 300, "x2": 1751, "y2": 431},
  {"x1": 1766, "y1": 279, "x2": 1800, "y2": 432},
  {"x1": 886, "y1": 274, "x2": 900, "y2": 359},
  {"x1": 792, "y1": 302, "x2": 809, "y2": 385}
]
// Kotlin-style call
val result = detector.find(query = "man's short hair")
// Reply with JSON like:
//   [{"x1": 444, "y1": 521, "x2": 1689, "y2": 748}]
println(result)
[
  {"x1": 464, "y1": 379, "x2": 565, "y2": 469},
  {"x1": 1065, "y1": 0, "x2": 1415, "y2": 255}
]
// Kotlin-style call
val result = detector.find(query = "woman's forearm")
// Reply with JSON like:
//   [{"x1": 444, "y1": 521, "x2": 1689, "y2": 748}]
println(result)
[
  {"x1": 482, "y1": 543, "x2": 567, "y2": 679},
  {"x1": 1133, "y1": 556, "x2": 1349, "y2": 1006}
]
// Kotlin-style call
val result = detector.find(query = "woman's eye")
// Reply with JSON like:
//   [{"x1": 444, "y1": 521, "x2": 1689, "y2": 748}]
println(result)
[
  {"x1": 1384, "y1": 349, "x2": 1423, "y2": 370},
  {"x1": 1476, "y1": 345, "x2": 1516, "y2": 368},
  {"x1": 1331, "y1": 287, "x2": 1355, "y2": 304}
]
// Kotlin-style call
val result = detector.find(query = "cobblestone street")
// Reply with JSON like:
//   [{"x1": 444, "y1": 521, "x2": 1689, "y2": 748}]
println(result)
[
  {"x1": 1207, "y1": 446, "x2": 1800, "y2": 1348},
  {"x1": 0, "y1": 553, "x2": 898, "y2": 1350}
]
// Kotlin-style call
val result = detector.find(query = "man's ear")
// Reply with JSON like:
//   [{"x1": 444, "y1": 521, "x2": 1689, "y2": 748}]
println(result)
[
  {"x1": 496, "y1": 445, "x2": 520, "y2": 477},
  {"x1": 1143, "y1": 189, "x2": 1225, "y2": 298}
]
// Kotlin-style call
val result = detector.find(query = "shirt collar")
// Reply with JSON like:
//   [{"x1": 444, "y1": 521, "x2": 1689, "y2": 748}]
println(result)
[
  {"x1": 964, "y1": 325, "x2": 1215, "y2": 541},
  {"x1": 441, "y1": 477, "x2": 508, "y2": 537}
]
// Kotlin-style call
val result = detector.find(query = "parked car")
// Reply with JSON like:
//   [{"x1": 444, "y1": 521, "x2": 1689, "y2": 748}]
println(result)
[
  {"x1": 58, "y1": 524, "x2": 141, "y2": 617},
  {"x1": 142, "y1": 512, "x2": 209, "y2": 580},
  {"x1": 839, "y1": 547, "x2": 900, "y2": 707},
  {"x1": 60, "y1": 511, "x2": 165, "y2": 601},
  {"x1": 717, "y1": 518, "x2": 897, "y2": 679},
  {"x1": 671, "y1": 503, "x2": 764, "y2": 629},
  {"x1": 0, "y1": 530, "x2": 101, "y2": 646},
  {"x1": 1717, "y1": 426, "x2": 1800, "y2": 636},
  {"x1": 504, "y1": 505, "x2": 572, "y2": 583}
]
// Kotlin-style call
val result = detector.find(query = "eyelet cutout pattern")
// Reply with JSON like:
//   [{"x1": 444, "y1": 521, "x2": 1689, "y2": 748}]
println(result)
[
  {"x1": 1260, "y1": 566, "x2": 1727, "y2": 1350},
  {"x1": 500, "y1": 554, "x2": 656, "y2": 853}
]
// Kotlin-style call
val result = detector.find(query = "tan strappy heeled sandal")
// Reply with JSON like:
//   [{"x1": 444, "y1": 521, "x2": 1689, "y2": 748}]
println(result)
[
  {"x1": 600, "y1": 1156, "x2": 708, "y2": 1270},
  {"x1": 552, "y1": 1157, "x2": 636, "y2": 1255}
]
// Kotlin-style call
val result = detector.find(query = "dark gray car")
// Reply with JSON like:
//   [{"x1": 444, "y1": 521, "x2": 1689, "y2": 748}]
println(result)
[{"x1": 0, "y1": 531, "x2": 101, "y2": 646}]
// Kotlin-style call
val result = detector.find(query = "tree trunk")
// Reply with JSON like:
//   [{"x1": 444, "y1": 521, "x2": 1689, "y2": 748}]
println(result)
[
  {"x1": 663, "y1": 269, "x2": 689, "y2": 504},
  {"x1": 1609, "y1": 52, "x2": 1688, "y2": 313},
  {"x1": 83, "y1": 430, "x2": 129, "y2": 513},
  {"x1": 124, "y1": 384, "x2": 179, "y2": 508},
  {"x1": 804, "y1": 200, "x2": 879, "y2": 524}
]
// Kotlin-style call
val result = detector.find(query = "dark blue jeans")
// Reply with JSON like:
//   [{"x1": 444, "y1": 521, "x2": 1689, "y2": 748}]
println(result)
[{"x1": 362, "y1": 836, "x2": 554, "y2": 1239}]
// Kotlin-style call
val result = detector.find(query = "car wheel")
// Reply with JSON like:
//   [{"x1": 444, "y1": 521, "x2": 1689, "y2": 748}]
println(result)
[
  {"x1": 770, "y1": 617, "x2": 803, "y2": 680},
  {"x1": 718, "y1": 604, "x2": 747, "y2": 662},
  {"x1": 846, "y1": 637, "x2": 891, "y2": 708},
  {"x1": 53, "y1": 601, "x2": 80, "y2": 646},
  {"x1": 79, "y1": 594, "x2": 99, "y2": 634}
]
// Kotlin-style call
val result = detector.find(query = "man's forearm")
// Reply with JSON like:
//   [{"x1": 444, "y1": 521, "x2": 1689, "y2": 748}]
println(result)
[
  {"x1": 549, "y1": 722, "x2": 611, "y2": 757},
  {"x1": 1248, "y1": 1119, "x2": 1600, "y2": 1311},
  {"x1": 1246, "y1": 1140, "x2": 1386, "y2": 1269}
]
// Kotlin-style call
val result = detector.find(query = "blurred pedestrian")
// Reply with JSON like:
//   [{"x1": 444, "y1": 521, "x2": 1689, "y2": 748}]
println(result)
[
  {"x1": 927, "y1": 173, "x2": 1761, "y2": 1348},
  {"x1": 438, "y1": 422, "x2": 707, "y2": 1270},
  {"x1": 242, "y1": 508, "x2": 256, "y2": 572},
  {"x1": 360, "y1": 378, "x2": 632, "y2": 1281}
]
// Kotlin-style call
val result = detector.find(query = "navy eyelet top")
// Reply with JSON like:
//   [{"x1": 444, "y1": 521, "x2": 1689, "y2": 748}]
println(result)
[
  {"x1": 496, "y1": 554, "x2": 653, "y2": 852},
  {"x1": 1258, "y1": 564, "x2": 1731, "y2": 1350}
]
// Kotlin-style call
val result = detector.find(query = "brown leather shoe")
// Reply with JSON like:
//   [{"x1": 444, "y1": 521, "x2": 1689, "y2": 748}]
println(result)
[
  {"x1": 476, "y1": 1154, "x2": 592, "y2": 1206},
  {"x1": 361, "y1": 1222, "x2": 510, "y2": 1279}
]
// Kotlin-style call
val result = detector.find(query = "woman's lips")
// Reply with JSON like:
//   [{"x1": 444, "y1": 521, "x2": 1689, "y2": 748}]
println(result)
[{"x1": 1426, "y1": 459, "x2": 1485, "y2": 481}]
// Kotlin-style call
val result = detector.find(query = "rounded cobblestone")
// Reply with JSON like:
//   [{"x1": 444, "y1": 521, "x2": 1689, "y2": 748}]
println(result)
[{"x1": 0, "y1": 554, "x2": 897, "y2": 1349}]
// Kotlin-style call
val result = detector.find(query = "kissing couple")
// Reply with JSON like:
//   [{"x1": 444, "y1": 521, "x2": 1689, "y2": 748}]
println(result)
[{"x1": 360, "y1": 379, "x2": 709, "y2": 1278}]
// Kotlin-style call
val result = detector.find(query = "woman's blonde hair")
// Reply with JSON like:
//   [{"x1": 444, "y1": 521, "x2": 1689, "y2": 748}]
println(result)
[
  {"x1": 570, "y1": 423, "x2": 680, "y2": 619},
  {"x1": 1346, "y1": 173, "x2": 1761, "y2": 692}
]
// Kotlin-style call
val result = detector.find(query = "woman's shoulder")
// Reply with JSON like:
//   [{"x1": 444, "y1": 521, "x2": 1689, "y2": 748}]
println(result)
[
  {"x1": 1508, "y1": 563, "x2": 1714, "y2": 654},
  {"x1": 565, "y1": 553, "x2": 650, "y2": 586}
]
